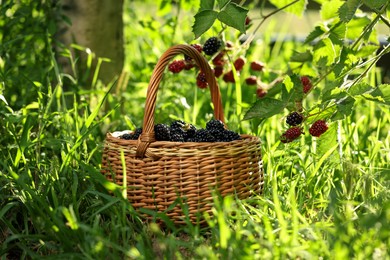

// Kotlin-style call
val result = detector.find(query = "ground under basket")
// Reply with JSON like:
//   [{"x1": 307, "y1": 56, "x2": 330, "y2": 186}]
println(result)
[{"x1": 101, "y1": 44, "x2": 264, "y2": 224}]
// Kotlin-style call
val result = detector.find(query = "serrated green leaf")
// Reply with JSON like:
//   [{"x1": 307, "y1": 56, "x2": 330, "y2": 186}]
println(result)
[
  {"x1": 348, "y1": 82, "x2": 373, "y2": 96},
  {"x1": 200, "y1": 0, "x2": 215, "y2": 11},
  {"x1": 338, "y1": 0, "x2": 362, "y2": 23},
  {"x1": 317, "y1": 122, "x2": 338, "y2": 160},
  {"x1": 363, "y1": 84, "x2": 390, "y2": 105},
  {"x1": 321, "y1": 0, "x2": 344, "y2": 20},
  {"x1": 329, "y1": 22, "x2": 346, "y2": 44},
  {"x1": 269, "y1": 0, "x2": 307, "y2": 17},
  {"x1": 304, "y1": 25, "x2": 326, "y2": 44},
  {"x1": 313, "y1": 38, "x2": 336, "y2": 66},
  {"x1": 192, "y1": 10, "x2": 218, "y2": 39},
  {"x1": 217, "y1": 3, "x2": 248, "y2": 33},
  {"x1": 217, "y1": 0, "x2": 230, "y2": 9},
  {"x1": 332, "y1": 96, "x2": 355, "y2": 120},
  {"x1": 363, "y1": 0, "x2": 388, "y2": 9},
  {"x1": 243, "y1": 98, "x2": 285, "y2": 120},
  {"x1": 290, "y1": 50, "x2": 313, "y2": 62}
]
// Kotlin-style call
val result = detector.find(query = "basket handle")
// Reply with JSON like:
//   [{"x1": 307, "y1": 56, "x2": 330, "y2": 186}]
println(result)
[{"x1": 136, "y1": 44, "x2": 225, "y2": 158}]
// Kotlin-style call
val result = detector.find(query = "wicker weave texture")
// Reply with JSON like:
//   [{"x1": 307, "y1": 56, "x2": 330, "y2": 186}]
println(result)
[{"x1": 101, "y1": 44, "x2": 264, "y2": 224}]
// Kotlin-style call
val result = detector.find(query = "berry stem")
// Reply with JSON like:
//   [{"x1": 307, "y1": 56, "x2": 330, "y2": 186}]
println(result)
[{"x1": 241, "y1": 0, "x2": 300, "y2": 49}]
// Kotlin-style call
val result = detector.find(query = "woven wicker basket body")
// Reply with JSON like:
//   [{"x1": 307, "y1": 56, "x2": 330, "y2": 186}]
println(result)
[{"x1": 101, "y1": 45, "x2": 264, "y2": 224}]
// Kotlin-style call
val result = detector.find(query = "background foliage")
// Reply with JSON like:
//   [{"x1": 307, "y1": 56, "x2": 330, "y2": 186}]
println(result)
[{"x1": 1, "y1": 0, "x2": 389, "y2": 259}]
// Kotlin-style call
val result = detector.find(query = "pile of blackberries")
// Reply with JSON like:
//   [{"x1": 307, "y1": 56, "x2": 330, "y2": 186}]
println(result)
[{"x1": 119, "y1": 119, "x2": 241, "y2": 143}]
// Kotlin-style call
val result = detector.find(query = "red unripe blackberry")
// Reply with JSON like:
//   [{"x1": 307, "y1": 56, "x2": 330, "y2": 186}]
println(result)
[
  {"x1": 168, "y1": 60, "x2": 186, "y2": 73},
  {"x1": 301, "y1": 76, "x2": 313, "y2": 94},
  {"x1": 212, "y1": 51, "x2": 225, "y2": 66},
  {"x1": 214, "y1": 67, "x2": 224, "y2": 78},
  {"x1": 185, "y1": 44, "x2": 203, "y2": 62},
  {"x1": 203, "y1": 37, "x2": 222, "y2": 56},
  {"x1": 280, "y1": 127, "x2": 303, "y2": 143},
  {"x1": 245, "y1": 16, "x2": 251, "y2": 25},
  {"x1": 245, "y1": 76, "x2": 257, "y2": 85},
  {"x1": 223, "y1": 70, "x2": 236, "y2": 83},
  {"x1": 286, "y1": 112, "x2": 304, "y2": 126},
  {"x1": 234, "y1": 57, "x2": 246, "y2": 71},
  {"x1": 256, "y1": 87, "x2": 267, "y2": 98},
  {"x1": 309, "y1": 120, "x2": 328, "y2": 137},
  {"x1": 196, "y1": 71, "x2": 208, "y2": 89},
  {"x1": 250, "y1": 61, "x2": 265, "y2": 71}
]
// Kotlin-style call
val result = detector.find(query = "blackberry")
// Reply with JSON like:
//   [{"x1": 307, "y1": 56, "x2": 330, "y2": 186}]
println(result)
[
  {"x1": 120, "y1": 133, "x2": 133, "y2": 140},
  {"x1": 154, "y1": 123, "x2": 170, "y2": 141},
  {"x1": 286, "y1": 112, "x2": 304, "y2": 126},
  {"x1": 185, "y1": 44, "x2": 203, "y2": 61},
  {"x1": 309, "y1": 120, "x2": 328, "y2": 137},
  {"x1": 196, "y1": 71, "x2": 208, "y2": 89},
  {"x1": 250, "y1": 61, "x2": 264, "y2": 71},
  {"x1": 168, "y1": 60, "x2": 186, "y2": 73},
  {"x1": 132, "y1": 128, "x2": 143, "y2": 140},
  {"x1": 280, "y1": 127, "x2": 302, "y2": 143},
  {"x1": 234, "y1": 57, "x2": 246, "y2": 71},
  {"x1": 206, "y1": 119, "x2": 225, "y2": 131},
  {"x1": 301, "y1": 76, "x2": 312, "y2": 94},
  {"x1": 170, "y1": 130, "x2": 185, "y2": 142},
  {"x1": 222, "y1": 130, "x2": 241, "y2": 142},
  {"x1": 256, "y1": 88, "x2": 267, "y2": 98},
  {"x1": 214, "y1": 67, "x2": 224, "y2": 78},
  {"x1": 170, "y1": 120, "x2": 186, "y2": 131},
  {"x1": 183, "y1": 123, "x2": 197, "y2": 141},
  {"x1": 203, "y1": 37, "x2": 222, "y2": 56},
  {"x1": 193, "y1": 129, "x2": 216, "y2": 142},
  {"x1": 245, "y1": 76, "x2": 257, "y2": 85},
  {"x1": 223, "y1": 70, "x2": 235, "y2": 83}
]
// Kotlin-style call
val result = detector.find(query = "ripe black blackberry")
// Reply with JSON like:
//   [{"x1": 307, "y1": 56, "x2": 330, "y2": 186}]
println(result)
[
  {"x1": 203, "y1": 37, "x2": 222, "y2": 56},
  {"x1": 132, "y1": 128, "x2": 143, "y2": 140},
  {"x1": 154, "y1": 123, "x2": 170, "y2": 141},
  {"x1": 120, "y1": 133, "x2": 133, "y2": 140},
  {"x1": 170, "y1": 129, "x2": 185, "y2": 142},
  {"x1": 286, "y1": 112, "x2": 304, "y2": 126},
  {"x1": 206, "y1": 119, "x2": 225, "y2": 131},
  {"x1": 222, "y1": 130, "x2": 241, "y2": 142},
  {"x1": 183, "y1": 123, "x2": 197, "y2": 141},
  {"x1": 193, "y1": 129, "x2": 216, "y2": 142},
  {"x1": 170, "y1": 120, "x2": 185, "y2": 131}
]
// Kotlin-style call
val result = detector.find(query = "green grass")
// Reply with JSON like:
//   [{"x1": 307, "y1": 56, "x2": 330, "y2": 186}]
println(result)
[{"x1": 1, "y1": 0, "x2": 390, "y2": 259}]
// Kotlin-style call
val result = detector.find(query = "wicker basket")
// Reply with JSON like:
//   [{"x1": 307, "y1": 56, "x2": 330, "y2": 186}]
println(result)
[{"x1": 101, "y1": 44, "x2": 264, "y2": 224}]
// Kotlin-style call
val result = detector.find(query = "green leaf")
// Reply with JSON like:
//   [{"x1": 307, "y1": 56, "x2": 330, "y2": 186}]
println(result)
[
  {"x1": 304, "y1": 25, "x2": 326, "y2": 44},
  {"x1": 192, "y1": 10, "x2": 218, "y2": 39},
  {"x1": 269, "y1": 0, "x2": 307, "y2": 17},
  {"x1": 363, "y1": 84, "x2": 390, "y2": 105},
  {"x1": 243, "y1": 98, "x2": 285, "y2": 120},
  {"x1": 321, "y1": 0, "x2": 344, "y2": 20},
  {"x1": 217, "y1": 0, "x2": 230, "y2": 9},
  {"x1": 363, "y1": 0, "x2": 388, "y2": 9},
  {"x1": 338, "y1": 0, "x2": 362, "y2": 22},
  {"x1": 348, "y1": 82, "x2": 374, "y2": 96},
  {"x1": 317, "y1": 122, "x2": 338, "y2": 161},
  {"x1": 217, "y1": 3, "x2": 248, "y2": 33},
  {"x1": 332, "y1": 96, "x2": 355, "y2": 120},
  {"x1": 200, "y1": 0, "x2": 215, "y2": 11},
  {"x1": 313, "y1": 38, "x2": 336, "y2": 66},
  {"x1": 290, "y1": 50, "x2": 313, "y2": 62}
]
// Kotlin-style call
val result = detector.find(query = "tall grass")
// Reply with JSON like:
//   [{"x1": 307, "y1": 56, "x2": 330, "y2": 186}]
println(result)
[{"x1": 1, "y1": 0, "x2": 389, "y2": 259}]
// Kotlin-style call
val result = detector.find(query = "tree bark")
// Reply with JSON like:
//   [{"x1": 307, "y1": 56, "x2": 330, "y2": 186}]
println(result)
[{"x1": 56, "y1": 0, "x2": 124, "y2": 85}]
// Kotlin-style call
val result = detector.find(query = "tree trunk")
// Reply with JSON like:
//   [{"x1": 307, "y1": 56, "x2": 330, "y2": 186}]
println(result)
[{"x1": 56, "y1": 0, "x2": 124, "y2": 85}]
